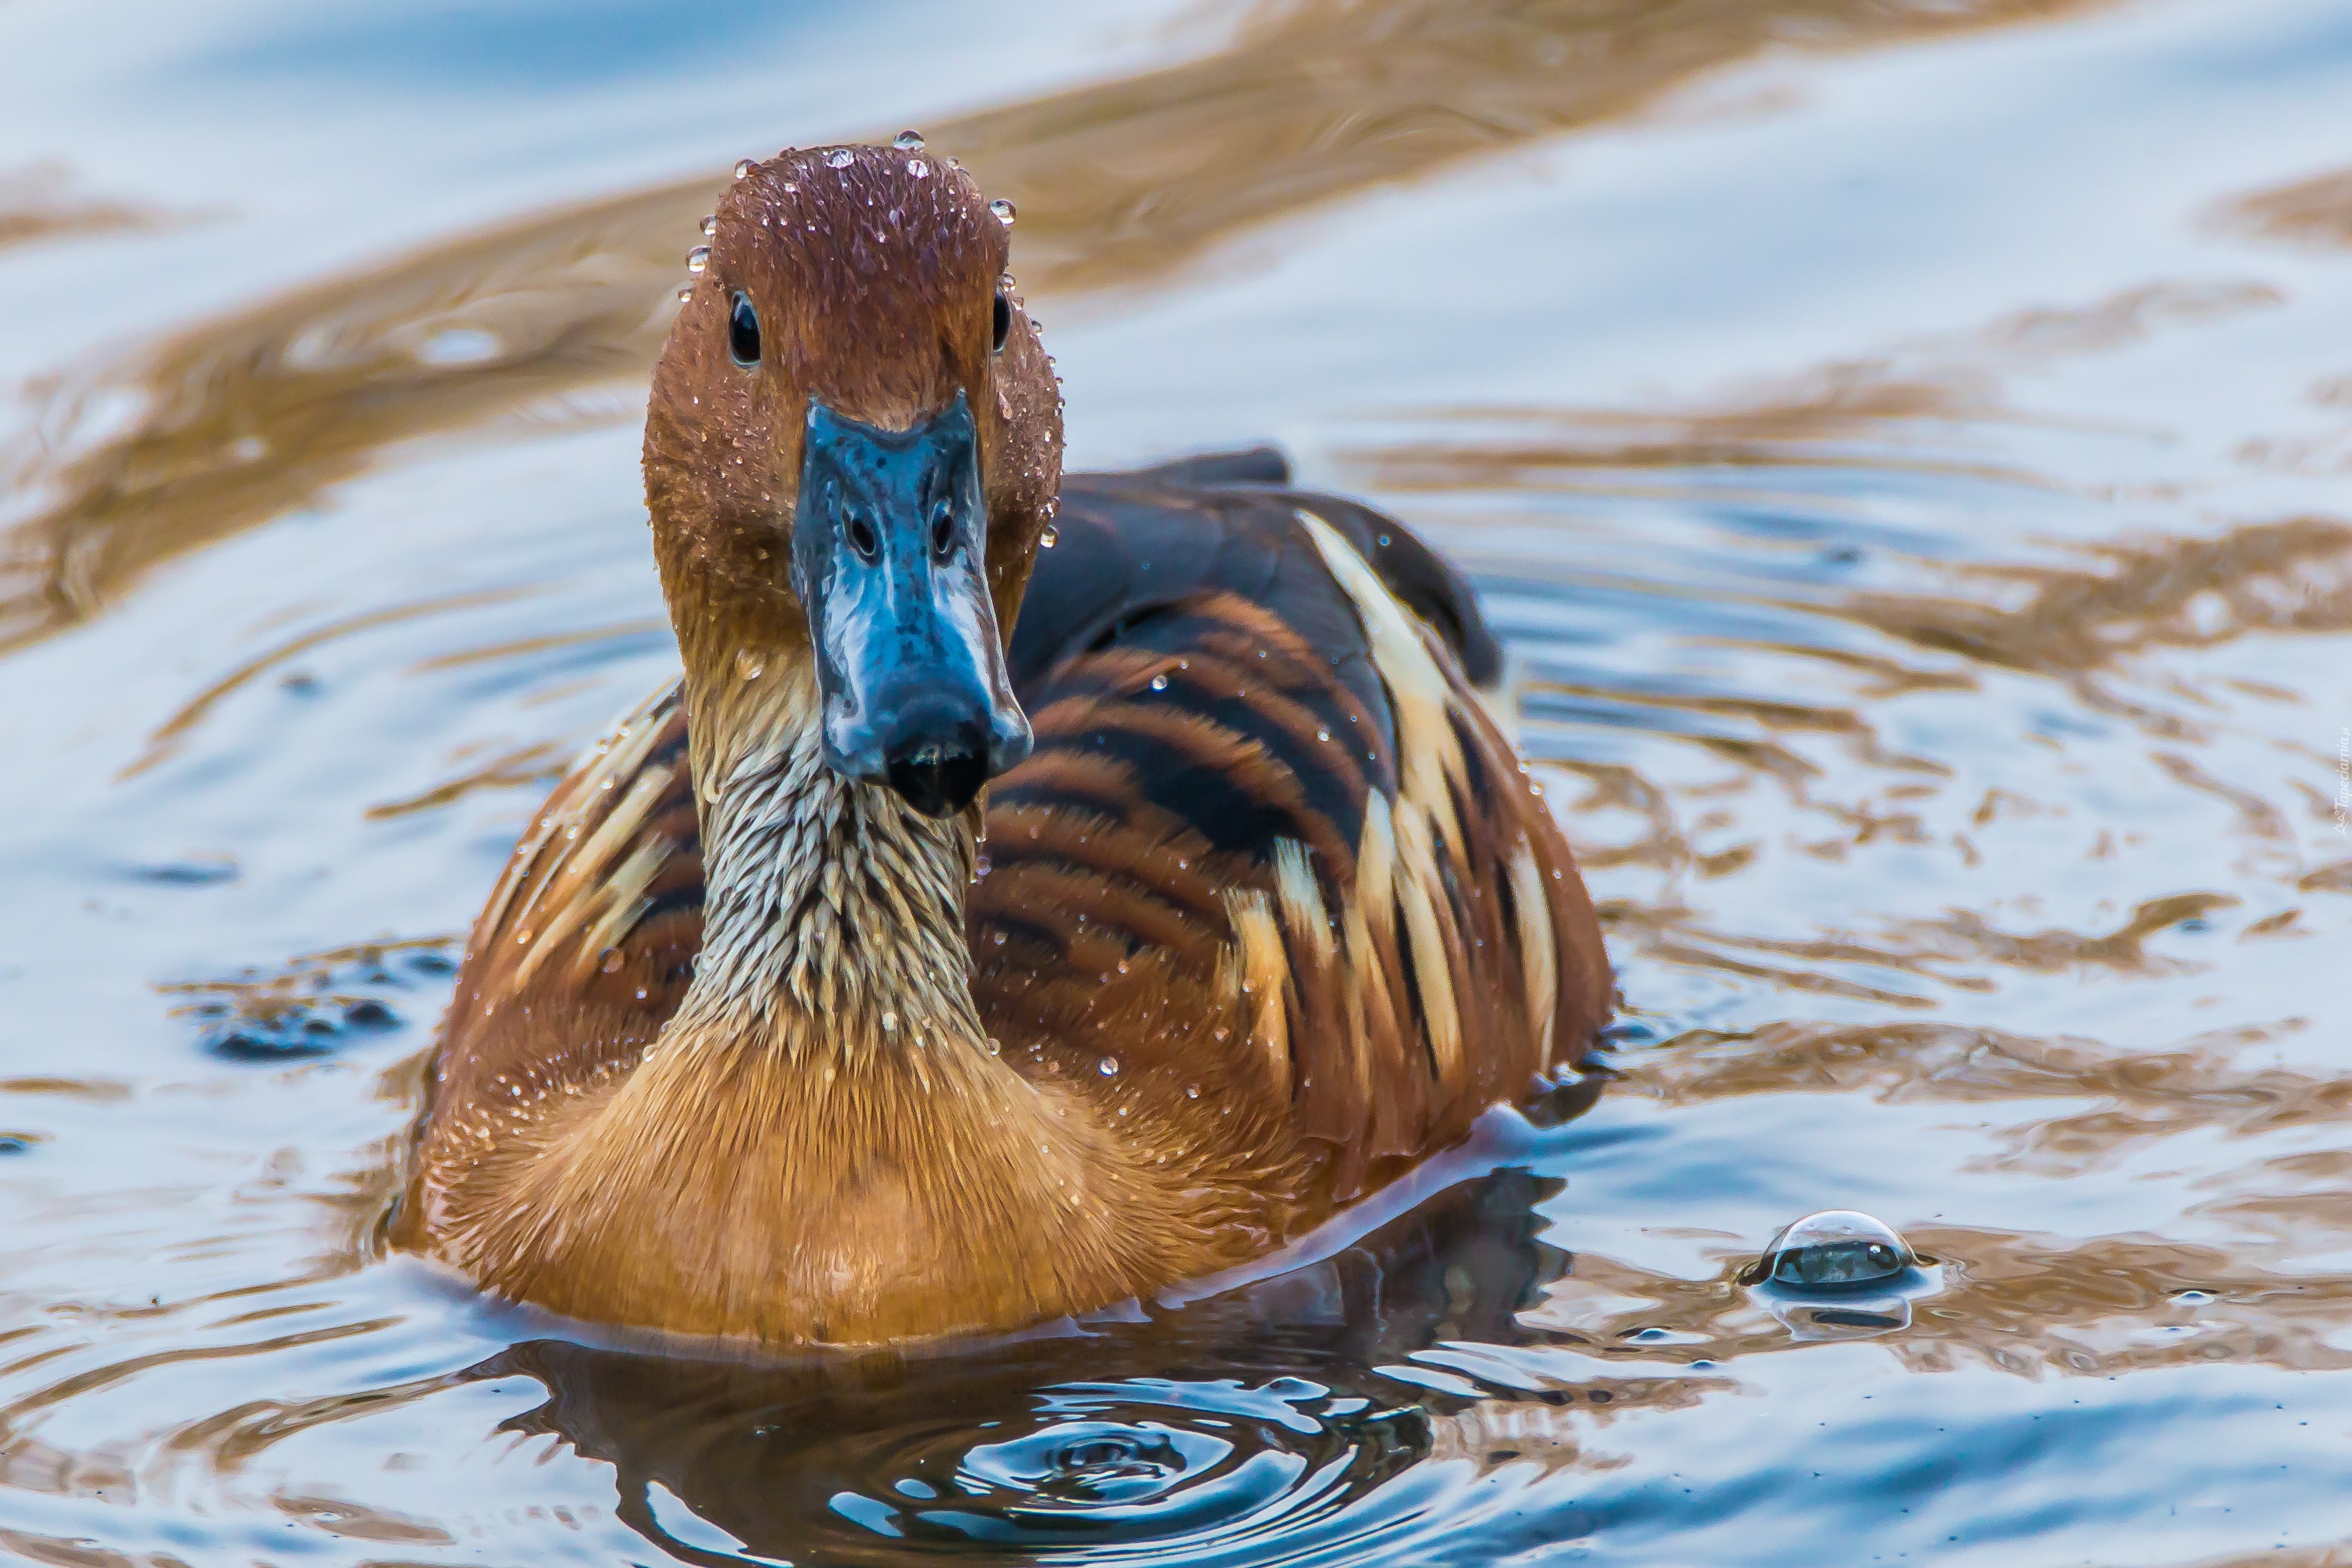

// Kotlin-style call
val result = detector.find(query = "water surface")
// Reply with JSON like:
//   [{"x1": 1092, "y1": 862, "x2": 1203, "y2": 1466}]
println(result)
[{"x1": 3, "y1": 0, "x2": 2351, "y2": 1562}]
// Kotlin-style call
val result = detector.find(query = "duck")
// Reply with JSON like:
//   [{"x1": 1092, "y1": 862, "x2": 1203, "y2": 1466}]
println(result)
[{"x1": 391, "y1": 142, "x2": 1611, "y2": 1346}]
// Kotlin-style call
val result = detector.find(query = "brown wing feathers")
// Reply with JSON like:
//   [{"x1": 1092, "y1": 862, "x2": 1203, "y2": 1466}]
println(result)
[
  {"x1": 424, "y1": 686, "x2": 702, "y2": 1127},
  {"x1": 971, "y1": 470, "x2": 1606, "y2": 1196}
]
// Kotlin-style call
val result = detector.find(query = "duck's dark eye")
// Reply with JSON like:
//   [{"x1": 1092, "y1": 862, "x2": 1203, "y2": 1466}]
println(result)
[
  {"x1": 992, "y1": 288, "x2": 1009, "y2": 355},
  {"x1": 846, "y1": 511, "x2": 880, "y2": 563},
  {"x1": 930, "y1": 501, "x2": 955, "y2": 561},
  {"x1": 729, "y1": 291, "x2": 761, "y2": 367}
]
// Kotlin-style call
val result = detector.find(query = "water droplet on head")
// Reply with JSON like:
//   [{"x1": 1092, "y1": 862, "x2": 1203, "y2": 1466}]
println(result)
[
  {"x1": 686, "y1": 246, "x2": 709, "y2": 274},
  {"x1": 827, "y1": 148, "x2": 856, "y2": 168},
  {"x1": 989, "y1": 197, "x2": 1017, "y2": 226},
  {"x1": 675, "y1": 286, "x2": 691, "y2": 303},
  {"x1": 735, "y1": 158, "x2": 756, "y2": 179},
  {"x1": 907, "y1": 158, "x2": 928, "y2": 178},
  {"x1": 893, "y1": 129, "x2": 925, "y2": 150},
  {"x1": 1099, "y1": 1055, "x2": 1120, "y2": 1077},
  {"x1": 1040, "y1": 525, "x2": 1058, "y2": 548},
  {"x1": 700, "y1": 215, "x2": 717, "y2": 237},
  {"x1": 735, "y1": 648, "x2": 764, "y2": 682}
]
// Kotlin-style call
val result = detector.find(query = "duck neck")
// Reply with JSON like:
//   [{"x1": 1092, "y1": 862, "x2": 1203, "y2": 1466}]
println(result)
[{"x1": 666, "y1": 656, "x2": 984, "y2": 1060}]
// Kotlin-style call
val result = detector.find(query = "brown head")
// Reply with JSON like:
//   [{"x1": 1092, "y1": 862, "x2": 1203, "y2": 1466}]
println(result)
[{"x1": 644, "y1": 143, "x2": 1063, "y2": 817}]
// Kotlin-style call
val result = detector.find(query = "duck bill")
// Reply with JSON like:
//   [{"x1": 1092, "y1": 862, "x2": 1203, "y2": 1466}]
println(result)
[{"x1": 791, "y1": 390, "x2": 1032, "y2": 817}]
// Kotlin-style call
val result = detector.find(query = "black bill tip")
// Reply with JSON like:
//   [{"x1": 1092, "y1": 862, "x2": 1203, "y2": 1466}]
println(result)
[{"x1": 886, "y1": 741, "x2": 989, "y2": 817}]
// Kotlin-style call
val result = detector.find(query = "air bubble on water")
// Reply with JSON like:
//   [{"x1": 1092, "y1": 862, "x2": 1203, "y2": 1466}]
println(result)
[
  {"x1": 686, "y1": 246, "x2": 710, "y2": 273},
  {"x1": 1751, "y1": 1209, "x2": 1913, "y2": 1287},
  {"x1": 2174, "y1": 1289, "x2": 2217, "y2": 1305},
  {"x1": 989, "y1": 198, "x2": 1017, "y2": 226},
  {"x1": 1040, "y1": 525, "x2": 1058, "y2": 548},
  {"x1": 734, "y1": 158, "x2": 755, "y2": 179},
  {"x1": 1099, "y1": 1055, "x2": 1119, "y2": 1077},
  {"x1": 893, "y1": 130, "x2": 925, "y2": 150},
  {"x1": 827, "y1": 148, "x2": 856, "y2": 168},
  {"x1": 700, "y1": 215, "x2": 717, "y2": 236}
]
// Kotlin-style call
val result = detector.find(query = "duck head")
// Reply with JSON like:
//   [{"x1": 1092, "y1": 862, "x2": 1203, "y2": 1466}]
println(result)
[{"x1": 644, "y1": 144, "x2": 1062, "y2": 818}]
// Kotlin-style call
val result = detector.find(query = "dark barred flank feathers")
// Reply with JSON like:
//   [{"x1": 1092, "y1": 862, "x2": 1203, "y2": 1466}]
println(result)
[
  {"x1": 975, "y1": 468, "x2": 1606, "y2": 1200},
  {"x1": 393, "y1": 142, "x2": 1610, "y2": 1346}
]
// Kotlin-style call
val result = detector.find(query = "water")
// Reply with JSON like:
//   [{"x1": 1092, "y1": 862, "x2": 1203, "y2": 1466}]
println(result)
[{"x1": 3, "y1": 0, "x2": 2351, "y2": 1561}]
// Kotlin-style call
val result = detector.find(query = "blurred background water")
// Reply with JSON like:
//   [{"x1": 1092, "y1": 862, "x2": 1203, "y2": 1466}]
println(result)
[{"x1": 1, "y1": 0, "x2": 2351, "y2": 1562}]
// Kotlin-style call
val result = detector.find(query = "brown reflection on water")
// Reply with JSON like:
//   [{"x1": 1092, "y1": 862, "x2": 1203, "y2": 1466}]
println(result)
[
  {"x1": 1343, "y1": 281, "x2": 2283, "y2": 494},
  {"x1": 1845, "y1": 518, "x2": 2352, "y2": 682},
  {"x1": 2221, "y1": 163, "x2": 2352, "y2": 252},
  {"x1": 1612, "y1": 1018, "x2": 2342, "y2": 1176},
  {"x1": 1532, "y1": 1223, "x2": 2352, "y2": 1380},
  {"x1": 0, "y1": 0, "x2": 2113, "y2": 651},
  {"x1": 0, "y1": 163, "x2": 195, "y2": 254},
  {"x1": 940, "y1": 0, "x2": 2109, "y2": 297}
]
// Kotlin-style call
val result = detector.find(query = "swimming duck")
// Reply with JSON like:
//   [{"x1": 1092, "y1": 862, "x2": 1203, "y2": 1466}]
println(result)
[{"x1": 392, "y1": 143, "x2": 1610, "y2": 1345}]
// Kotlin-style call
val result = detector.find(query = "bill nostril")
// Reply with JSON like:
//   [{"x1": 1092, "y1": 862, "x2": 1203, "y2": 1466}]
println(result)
[{"x1": 847, "y1": 512, "x2": 880, "y2": 562}]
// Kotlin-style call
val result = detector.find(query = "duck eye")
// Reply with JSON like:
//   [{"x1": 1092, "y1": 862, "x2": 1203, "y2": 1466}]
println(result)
[
  {"x1": 991, "y1": 288, "x2": 1009, "y2": 355},
  {"x1": 846, "y1": 511, "x2": 880, "y2": 563},
  {"x1": 729, "y1": 291, "x2": 761, "y2": 367},
  {"x1": 930, "y1": 502, "x2": 955, "y2": 561}
]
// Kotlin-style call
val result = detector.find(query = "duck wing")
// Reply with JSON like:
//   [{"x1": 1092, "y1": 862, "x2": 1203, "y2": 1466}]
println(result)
[
  {"x1": 971, "y1": 457, "x2": 1610, "y2": 1197},
  {"x1": 417, "y1": 683, "x2": 703, "y2": 1127}
]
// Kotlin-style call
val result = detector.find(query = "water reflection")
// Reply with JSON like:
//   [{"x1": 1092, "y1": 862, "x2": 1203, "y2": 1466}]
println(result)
[
  {"x1": 0, "y1": 0, "x2": 2117, "y2": 652},
  {"x1": 431, "y1": 1169, "x2": 1563, "y2": 1563}
]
